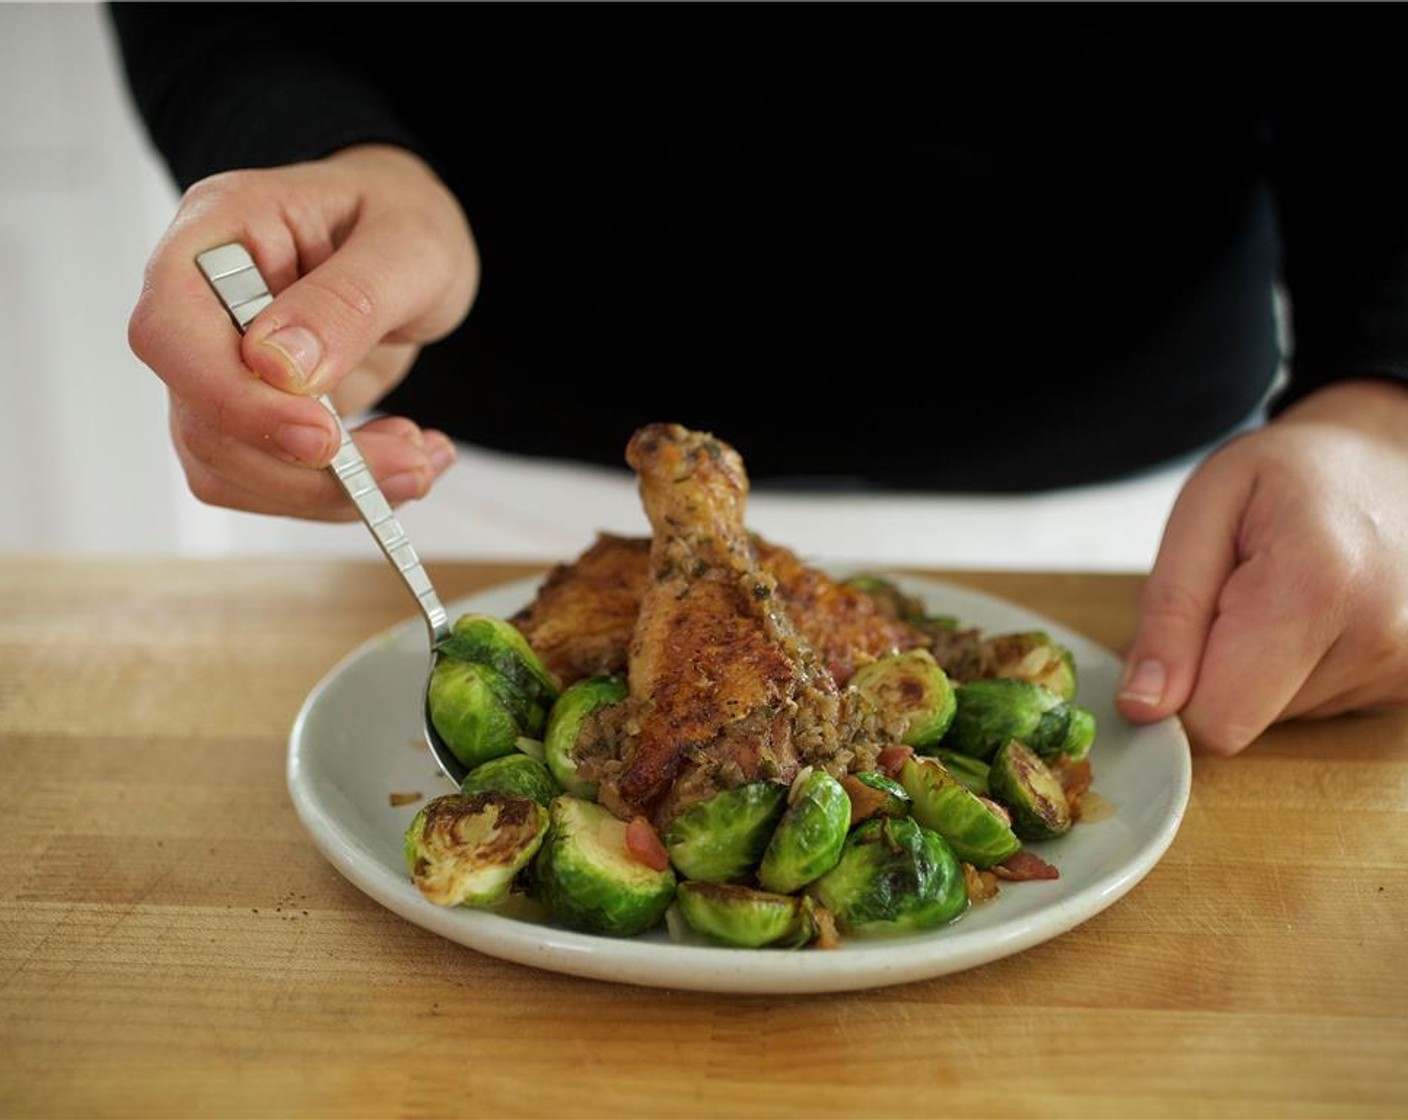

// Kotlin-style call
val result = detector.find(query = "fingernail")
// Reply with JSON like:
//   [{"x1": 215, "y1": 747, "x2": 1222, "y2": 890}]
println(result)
[
  {"x1": 425, "y1": 434, "x2": 457, "y2": 474},
  {"x1": 259, "y1": 326, "x2": 323, "y2": 391},
  {"x1": 1119, "y1": 658, "x2": 1166, "y2": 707},
  {"x1": 381, "y1": 468, "x2": 429, "y2": 502},
  {"x1": 275, "y1": 421, "x2": 336, "y2": 465}
]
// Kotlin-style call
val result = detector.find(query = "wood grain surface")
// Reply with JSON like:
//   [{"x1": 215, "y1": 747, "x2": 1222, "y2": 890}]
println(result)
[{"x1": 2, "y1": 556, "x2": 1405, "y2": 1119}]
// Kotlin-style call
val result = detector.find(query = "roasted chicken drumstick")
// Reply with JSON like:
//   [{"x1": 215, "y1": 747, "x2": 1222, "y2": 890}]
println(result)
[{"x1": 591, "y1": 423, "x2": 880, "y2": 829}]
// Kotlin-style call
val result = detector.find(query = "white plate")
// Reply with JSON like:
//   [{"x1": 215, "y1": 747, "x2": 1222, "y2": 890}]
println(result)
[{"x1": 287, "y1": 570, "x2": 1190, "y2": 994}]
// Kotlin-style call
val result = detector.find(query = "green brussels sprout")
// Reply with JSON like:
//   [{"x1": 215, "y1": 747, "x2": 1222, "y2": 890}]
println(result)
[
  {"x1": 988, "y1": 739, "x2": 1073, "y2": 841},
  {"x1": 944, "y1": 678, "x2": 1096, "y2": 763},
  {"x1": 757, "y1": 768, "x2": 851, "y2": 894},
  {"x1": 849, "y1": 649, "x2": 957, "y2": 748},
  {"x1": 842, "y1": 770, "x2": 912, "y2": 823},
  {"x1": 898, "y1": 754, "x2": 1021, "y2": 868},
  {"x1": 674, "y1": 881, "x2": 816, "y2": 949},
  {"x1": 533, "y1": 795, "x2": 677, "y2": 938},
  {"x1": 437, "y1": 613, "x2": 560, "y2": 709},
  {"x1": 543, "y1": 675, "x2": 628, "y2": 799},
  {"x1": 663, "y1": 781, "x2": 788, "y2": 883},
  {"x1": 459, "y1": 751, "x2": 560, "y2": 807},
  {"x1": 923, "y1": 748, "x2": 992, "y2": 796},
  {"x1": 403, "y1": 791, "x2": 549, "y2": 908},
  {"x1": 978, "y1": 630, "x2": 1078, "y2": 701},
  {"x1": 807, "y1": 816, "x2": 968, "y2": 937},
  {"x1": 428, "y1": 657, "x2": 551, "y2": 771}
]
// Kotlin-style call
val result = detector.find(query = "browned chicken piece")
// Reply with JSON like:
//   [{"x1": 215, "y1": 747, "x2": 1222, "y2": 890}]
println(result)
[
  {"x1": 508, "y1": 533, "x2": 650, "y2": 685},
  {"x1": 750, "y1": 538, "x2": 928, "y2": 684},
  {"x1": 512, "y1": 535, "x2": 926, "y2": 688},
  {"x1": 590, "y1": 423, "x2": 878, "y2": 829}
]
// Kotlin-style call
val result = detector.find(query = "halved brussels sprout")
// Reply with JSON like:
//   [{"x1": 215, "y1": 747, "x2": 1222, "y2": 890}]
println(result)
[
  {"x1": 841, "y1": 770, "x2": 912, "y2": 824},
  {"x1": 757, "y1": 768, "x2": 851, "y2": 894},
  {"x1": 404, "y1": 791, "x2": 549, "y2": 908},
  {"x1": 428, "y1": 657, "x2": 551, "y2": 771},
  {"x1": 674, "y1": 881, "x2": 816, "y2": 948},
  {"x1": 533, "y1": 795, "x2": 677, "y2": 938},
  {"x1": 978, "y1": 630, "x2": 1078, "y2": 701},
  {"x1": 459, "y1": 751, "x2": 560, "y2": 807},
  {"x1": 663, "y1": 781, "x2": 788, "y2": 883},
  {"x1": 898, "y1": 754, "x2": 1021, "y2": 868},
  {"x1": 988, "y1": 739, "x2": 1073, "y2": 841},
  {"x1": 923, "y1": 748, "x2": 992, "y2": 796},
  {"x1": 849, "y1": 649, "x2": 957, "y2": 748},
  {"x1": 543, "y1": 675, "x2": 628, "y2": 799},
  {"x1": 944, "y1": 678, "x2": 1096, "y2": 763},
  {"x1": 807, "y1": 816, "x2": 968, "y2": 936},
  {"x1": 438, "y1": 613, "x2": 560, "y2": 710}
]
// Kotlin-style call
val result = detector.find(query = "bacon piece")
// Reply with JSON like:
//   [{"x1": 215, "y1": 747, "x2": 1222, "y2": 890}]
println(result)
[
  {"x1": 993, "y1": 850, "x2": 1061, "y2": 881},
  {"x1": 625, "y1": 815, "x2": 671, "y2": 871}
]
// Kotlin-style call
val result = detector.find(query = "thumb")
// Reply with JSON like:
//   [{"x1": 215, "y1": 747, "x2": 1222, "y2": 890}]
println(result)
[
  {"x1": 240, "y1": 212, "x2": 473, "y2": 399},
  {"x1": 1117, "y1": 458, "x2": 1248, "y2": 724}
]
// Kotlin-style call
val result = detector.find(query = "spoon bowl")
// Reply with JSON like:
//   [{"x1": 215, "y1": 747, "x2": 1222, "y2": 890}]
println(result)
[{"x1": 197, "y1": 242, "x2": 468, "y2": 788}]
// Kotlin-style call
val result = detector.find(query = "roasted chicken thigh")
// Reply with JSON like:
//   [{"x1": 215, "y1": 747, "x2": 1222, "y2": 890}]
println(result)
[{"x1": 512, "y1": 535, "x2": 924, "y2": 688}]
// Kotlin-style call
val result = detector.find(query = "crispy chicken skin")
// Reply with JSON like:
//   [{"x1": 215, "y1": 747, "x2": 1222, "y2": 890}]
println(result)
[
  {"x1": 580, "y1": 423, "x2": 883, "y2": 829},
  {"x1": 508, "y1": 533, "x2": 650, "y2": 684},
  {"x1": 751, "y1": 538, "x2": 928, "y2": 683},
  {"x1": 511, "y1": 534, "x2": 925, "y2": 688}
]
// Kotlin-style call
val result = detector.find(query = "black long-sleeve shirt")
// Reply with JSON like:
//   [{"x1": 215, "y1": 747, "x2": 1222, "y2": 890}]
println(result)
[{"x1": 107, "y1": 1, "x2": 1408, "y2": 492}]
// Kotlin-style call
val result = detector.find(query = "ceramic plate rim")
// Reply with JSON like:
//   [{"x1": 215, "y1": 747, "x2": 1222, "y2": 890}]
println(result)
[{"x1": 287, "y1": 568, "x2": 1191, "y2": 994}]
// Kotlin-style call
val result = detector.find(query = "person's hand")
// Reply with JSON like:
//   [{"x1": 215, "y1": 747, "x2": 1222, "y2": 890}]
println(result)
[
  {"x1": 1116, "y1": 378, "x2": 1408, "y2": 753},
  {"x1": 127, "y1": 143, "x2": 478, "y2": 520}
]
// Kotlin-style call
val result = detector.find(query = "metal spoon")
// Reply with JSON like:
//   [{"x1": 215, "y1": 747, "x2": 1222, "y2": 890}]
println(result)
[{"x1": 196, "y1": 242, "x2": 468, "y2": 787}]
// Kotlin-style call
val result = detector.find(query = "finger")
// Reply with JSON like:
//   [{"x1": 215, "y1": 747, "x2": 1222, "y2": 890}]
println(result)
[
  {"x1": 239, "y1": 208, "x2": 470, "y2": 399},
  {"x1": 1117, "y1": 463, "x2": 1247, "y2": 724},
  {"x1": 174, "y1": 405, "x2": 457, "y2": 521},
  {"x1": 179, "y1": 418, "x2": 455, "y2": 521},
  {"x1": 1178, "y1": 551, "x2": 1340, "y2": 754},
  {"x1": 131, "y1": 225, "x2": 344, "y2": 467}
]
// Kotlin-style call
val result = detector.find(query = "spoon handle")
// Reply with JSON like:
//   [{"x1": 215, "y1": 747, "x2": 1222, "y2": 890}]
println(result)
[{"x1": 195, "y1": 242, "x2": 452, "y2": 646}]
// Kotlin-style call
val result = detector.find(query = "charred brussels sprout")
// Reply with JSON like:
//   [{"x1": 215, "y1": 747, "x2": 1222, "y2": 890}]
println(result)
[
  {"x1": 988, "y1": 739, "x2": 1073, "y2": 841},
  {"x1": 663, "y1": 781, "x2": 788, "y2": 883},
  {"x1": 842, "y1": 770, "x2": 912, "y2": 823},
  {"x1": 757, "y1": 768, "x2": 851, "y2": 893},
  {"x1": 428, "y1": 657, "x2": 548, "y2": 771},
  {"x1": 403, "y1": 791, "x2": 549, "y2": 908},
  {"x1": 429, "y1": 613, "x2": 561, "y2": 771},
  {"x1": 533, "y1": 796, "x2": 677, "y2": 937},
  {"x1": 978, "y1": 631, "x2": 1078, "y2": 701},
  {"x1": 543, "y1": 675, "x2": 627, "y2": 799},
  {"x1": 849, "y1": 649, "x2": 957, "y2": 749},
  {"x1": 925, "y1": 748, "x2": 991, "y2": 796},
  {"x1": 674, "y1": 881, "x2": 816, "y2": 948},
  {"x1": 807, "y1": 816, "x2": 968, "y2": 936},
  {"x1": 459, "y1": 751, "x2": 560, "y2": 808},
  {"x1": 944, "y1": 678, "x2": 1096, "y2": 763},
  {"x1": 898, "y1": 754, "x2": 1021, "y2": 868},
  {"x1": 438, "y1": 613, "x2": 560, "y2": 709}
]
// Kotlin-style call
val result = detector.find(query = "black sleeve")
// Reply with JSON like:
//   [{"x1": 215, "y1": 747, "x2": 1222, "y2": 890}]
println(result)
[
  {"x1": 106, "y1": 2, "x2": 430, "y2": 190},
  {"x1": 1266, "y1": 17, "x2": 1408, "y2": 413}
]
